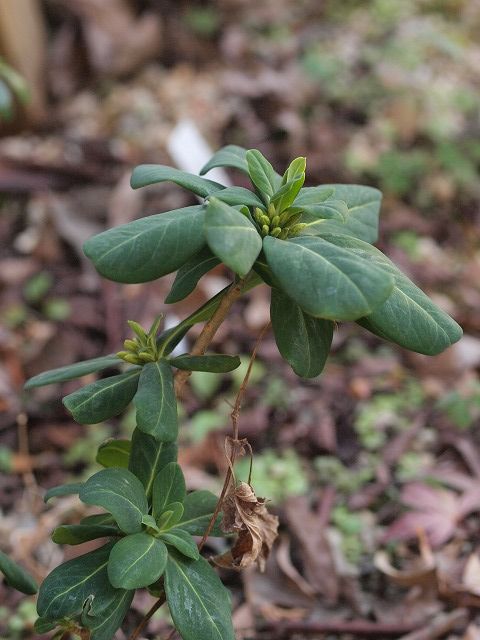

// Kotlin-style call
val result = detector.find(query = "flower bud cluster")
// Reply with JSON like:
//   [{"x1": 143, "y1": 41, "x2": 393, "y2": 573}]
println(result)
[
  {"x1": 253, "y1": 203, "x2": 307, "y2": 239},
  {"x1": 116, "y1": 316, "x2": 163, "y2": 365}
]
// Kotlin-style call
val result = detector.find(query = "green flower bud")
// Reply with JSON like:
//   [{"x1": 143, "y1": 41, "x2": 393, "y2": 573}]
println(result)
[
  {"x1": 123, "y1": 354, "x2": 142, "y2": 365},
  {"x1": 272, "y1": 215, "x2": 280, "y2": 228},
  {"x1": 261, "y1": 224, "x2": 270, "y2": 236},
  {"x1": 290, "y1": 223, "x2": 307, "y2": 236},
  {"x1": 268, "y1": 202, "x2": 276, "y2": 217},
  {"x1": 138, "y1": 351, "x2": 156, "y2": 363},
  {"x1": 123, "y1": 339, "x2": 138, "y2": 352},
  {"x1": 271, "y1": 227, "x2": 282, "y2": 237}
]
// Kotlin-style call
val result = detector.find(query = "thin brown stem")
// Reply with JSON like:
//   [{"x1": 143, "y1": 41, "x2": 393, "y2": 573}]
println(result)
[
  {"x1": 128, "y1": 594, "x2": 166, "y2": 640},
  {"x1": 198, "y1": 321, "x2": 270, "y2": 551},
  {"x1": 174, "y1": 279, "x2": 245, "y2": 396}
]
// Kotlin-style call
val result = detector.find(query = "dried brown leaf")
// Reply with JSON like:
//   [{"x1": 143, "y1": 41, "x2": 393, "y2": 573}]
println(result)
[{"x1": 221, "y1": 481, "x2": 278, "y2": 571}]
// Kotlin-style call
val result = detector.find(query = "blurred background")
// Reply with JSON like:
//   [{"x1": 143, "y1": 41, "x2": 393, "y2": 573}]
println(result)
[{"x1": 1, "y1": 0, "x2": 480, "y2": 638}]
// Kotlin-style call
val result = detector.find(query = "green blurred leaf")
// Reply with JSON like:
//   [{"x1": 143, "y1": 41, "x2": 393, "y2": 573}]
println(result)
[
  {"x1": 271, "y1": 289, "x2": 334, "y2": 377},
  {"x1": 83, "y1": 206, "x2": 206, "y2": 284},
  {"x1": 80, "y1": 468, "x2": 148, "y2": 534},
  {"x1": 160, "y1": 529, "x2": 199, "y2": 560},
  {"x1": 96, "y1": 439, "x2": 130, "y2": 468},
  {"x1": 130, "y1": 165, "x2": 224, "y2": 197},
  {"x1": 205, "y1": 198, "x2": 262, "y2": 276},
  {"x1": 169, "y1": 354, "x2": 241, "y2": 373},
  {"x1": 128, "y1": 428, "x2": 178, "y2": 500},
  {"x1": 178, "y1": 490, "x2": 223, "y2": 536},
  {"x1": 165, "y1": 247, "x2": 220, "y2": 304},
  {"x1": 25, "y1": 355, "x2": 119, "y2": 390},
  {"x1": 152, "y1": 462, "x2": 186, "y2": 519},
  {"x1": 108, "y1": 533, "x2": 167, "y2": 589},
  {"x1": 134, "y1": 360, "x2": 178, "y2": 441},
  {"x1": 0, "y1": 551, "x2": 37, "y2": 595},
  {"x1": 63, "y1": 369, "x2": 140, "y2": 424},
  {"x1": 44, "y1": 482, "x2": 83, "y2": 503},
  {"x1": 164, "y1": 552, "x2": 234, "y2": 640},
  {"x1": 200, "y1": 145, "x2": 249, "y2": 175}
]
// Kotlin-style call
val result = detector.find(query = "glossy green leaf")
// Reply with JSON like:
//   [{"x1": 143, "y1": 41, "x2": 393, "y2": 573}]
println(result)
[
  {"x1": 152, "y1": 462, "x2": 186, "y2": 519},
  {"x1": 212, "y1": 186, "x2": 264, "y2": 208},
  {"x1": 165, "y1": 247, "x2": 220, "y2": 304},
  {"x1": 316, "y1": 233, "x2": 463, "y2": 355},
  {"x1": 128, "y1": 428, "x2": 178, "y2": 499},
  {"x1": 311, "y1": 184, "x2": 382, "y2": 243},
  {"x1": 158, "y1": 502, "x2": 185, "y2": 530},
  {"x1": 83, "y1": 206, "x2": 206, "y2": 284},
  {"x1": 298, "y1": 199, "x2": 349, "y2": 223},
  {"x1": 37, "y1": 543, "x2": 119, "y2": 621},
  {"x1": 134, "y1": 360, "x2": 178, "y2": 441},
  {"x1": 130, "y1": 165, "x2": 224, "y2": 197},
  {"x1": 165, "y1": 552, "x2": 234, "y2": 640},
  {"x1": 81, "y1": 589, "x2": 134, "y2": 640},
  {"x1": 178, "y1": 490, "x2": 223, "y2": 536},
  {"x1": 44, "y1": 482, "x2": 83, "y2": 503},
  {"x1": 96, "y1": 439, "x2": 130, "y2": 468},
  {"x1": 169, "y1": 354, "x2": 241, "y2": 373},
  {"x1": 24, "y1": 355, "x2": 119, "y2": 390},
  {"x1": 294, "y1": 186, "x2": 335, "y2": 206},
  {"x1": 79, "y1": 468, "x2": 148, "y2": 534},
  {"x1": 245, "y1": 149, "x2": 281, "y2": 202},
  {"x1": 52, "y1": 523, "x2": 120, "y2": 545},
  {"x1": 205, "y1": 197, "x2": 262, "y2": 277},
  {"x1": 160, "y1": 529, "x2": 199, "y2": 560},
  {"x1": 271, "y1": 289, "x2": 334, "y2": 378},
  {"x1": 63, "y1": 369, "x2": 140, "y2": 425},
  {"x1": 0, "y1": 551, "x2": 37, "y2": 594},
  {"x1": 282, "y1": 157, "x2": 306, "y2": 184},
  {"x1": 200, "y1": 145, "x2": 249, "y2": 175},
  {"x1": 108, "y1": 533, "x2": 168, "y2": 589},
  {"x1": 271, "y1": 173, "x2": 305, "y2": 213},
  {"x1": 263, "y1": 235, "x2": 394, "y2": 321}
]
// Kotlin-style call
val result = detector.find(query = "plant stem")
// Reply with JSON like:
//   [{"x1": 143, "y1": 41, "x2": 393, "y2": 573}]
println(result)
[
  {"x1": 174, "y1": 278, "x2": 245, "y2": 395},
  {"x1": 128, "y1": 594, "x2": 166, "y2": 640}
]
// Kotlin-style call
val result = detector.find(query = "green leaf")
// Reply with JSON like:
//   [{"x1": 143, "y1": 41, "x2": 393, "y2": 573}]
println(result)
[
  {"x1": 294, "y1": 186, "x2": 335, "y2": 206},
  {"x1": 165, "y1": 247, "x2": 220, "y2": 304},
  {"x1": 24, "y1": 355, "x2": 120, "y2": 390},
  {"x1": 130, "y1": 165, "x2": 224, "y2": 197},
  {"x1": 36, "y1": 543, "x2": 119, "y2": 621},
  {"x1": 81, "y1": 513, "x2": 116, "y2": 526},
  {"x1": 200, "y1": 145, "x2": 249, "y2": 175},
  {"x1": 96, "y1": 439, "x2": 131, "y2": 468},
  {"x1": 0, "y1": 551, "x2": 37, "y2": 594},
  {"x1": 134, "y1": 360, "x2": 178, "y2": 441},
  {"x1": 282, "y1": 157, "x2": 306, "y2": 184},
  {"x1": 83, "y1": 206, "x2": 206, "y2": 284},
  {"x1": 152, "y1": 462, "x2": 186, "y2": 519},
  {"x1": 108, "y1": 533, "x2": 168, "y2": 589},
  {"x1": 81, "y1": 589, "x2": 133, "y2": 640},
  {"x1": 270, "y1": 289, "x2": 334, "y2": 378},
  {"x1": 128, "y1": 428, "x2": 178, "y2": 499},
  {"x1": 212, "y1": 186, "x2": 264, "y2": 208},
  {"x1": 52, "y1": 524, "x2": 120, "y2": 545},
  {"x1": 205, "y1": 197, "x2": 262, "y2": 277},
  {"x1": 158, "y1": 502, "x2": 184, "y2": 530},
  {"x1": 142, "y1": 514, "x2": 160, "y2": 532},
  {"x1": 311, "y1": 184, "x2": 382, "y2": 243},
  {"x1": 34, "y1": 618, "x2": 57, "y2": 633},
  {"x1": 44, "y1": 482, "x2": 83, "y2": 503},
  {"x1": 318, "y1": 233, "x2": 463, "y2": 355},
  {"x1": 63, "y1": 369, "x2": 140, "y2": 424},
  {"x1": 263, "y1": 235, "x2": 394, "y2": 321},
  {"x1": 178, "y1": 490, "x2": 223, "y2": 536},
  {"x1": 271, "y1": 173, "x2": 305, "y2": 213},
  {"x1": 169, "y1": 354, "x2": 241, "y2": 373},
  {"x1": 298, "y1": 199, "x2": 349, "y2": 223},
  {"x1": 245, "y1": 149, "x2": 281, "y2": 202},
  {"x1": 164, "y1": 552, "x2": 234, "y2": 640},
  {"x1": 79, "y1": 468, "x2": 148, "y2": 534},
  {"x1": 160, "y1": 529, "x2": 199, "y2": 560}
]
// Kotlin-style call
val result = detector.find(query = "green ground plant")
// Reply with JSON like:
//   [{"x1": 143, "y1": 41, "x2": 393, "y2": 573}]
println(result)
[{"x1": 2, "y1": 145, "x2": 462, "y2": 639}]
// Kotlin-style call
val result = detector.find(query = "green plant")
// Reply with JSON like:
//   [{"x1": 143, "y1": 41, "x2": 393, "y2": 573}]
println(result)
[{"x1": 11, "y1": 145, "x2": 462, "y2": 639}]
